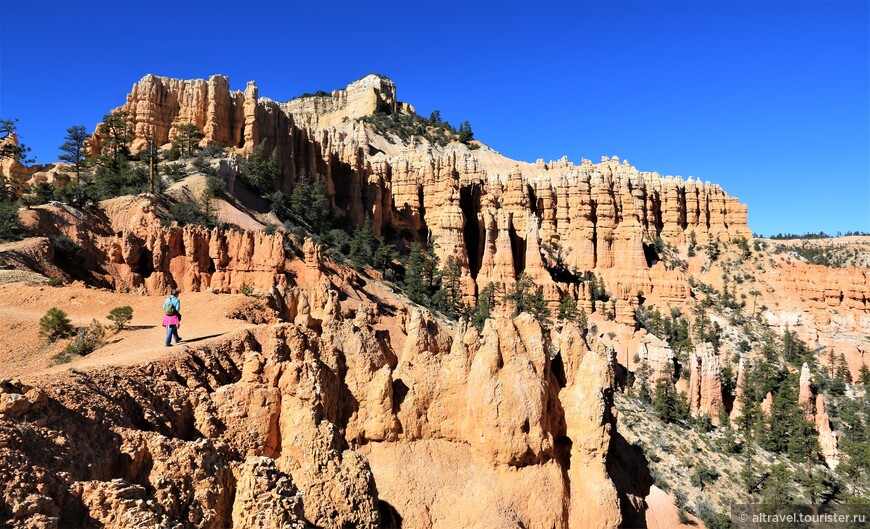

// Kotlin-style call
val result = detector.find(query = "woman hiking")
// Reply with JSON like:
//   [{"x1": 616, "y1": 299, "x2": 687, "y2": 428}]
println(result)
[{"x1": 162, "y1": 289, "x2": 182, "y2": 346}]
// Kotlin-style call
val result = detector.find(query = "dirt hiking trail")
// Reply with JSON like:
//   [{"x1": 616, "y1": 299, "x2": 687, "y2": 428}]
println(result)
[{"x1": 0, "y1": 281, "x2": 255, "y2": 383}]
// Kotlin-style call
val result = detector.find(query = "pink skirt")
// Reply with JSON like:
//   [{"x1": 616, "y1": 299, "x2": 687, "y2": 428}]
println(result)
[{"x1": 162, "y1": 314, "x2": 181, "y2": 326}]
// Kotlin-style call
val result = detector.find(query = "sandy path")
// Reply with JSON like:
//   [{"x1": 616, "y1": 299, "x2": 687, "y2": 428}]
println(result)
[{"x1": 0, "y1": 282, "x2": 256, "y2": 382}]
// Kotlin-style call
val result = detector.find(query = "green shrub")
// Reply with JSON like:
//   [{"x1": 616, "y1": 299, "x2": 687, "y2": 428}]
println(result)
[
  {"x1": 164, "y1": 202, "x2": 215, "y2": 228},
  {"x1": 63, "y1": 319, "x2": 105, "y2": 356},
  {"x1": 200, "y1": 143, "x2": 227, "y2": 158},
  {"x1": 205, "y1": 175, "x2": 226, "y2": 196},
  {"x1": 690, "y1": 465, "x2": 720, "y2": 490},
  {"x1": 107, "y1": 306, "x2": 133, "y2": 331},
  {"x1": 47, "y1": 277, "x2": 63, "y2": 287},
  {"x1": 163, "y1": 162, "x2": 188, "y2": 182},
  {"x1": 0, "y1": 200, "x2": 27, "y2": 243},
  {"x1": 504, "y1": 272, "x2": 551, "y2": 325},
  {"x1": 472, "y1": 283, "x2": 499, "y2": 331},
  {"x1": 240, "y1": 283, "x2": 255, "y2": 296},
  {"x1": 238, "y1": 142, "x2": 279, "y2": 196},
  {"x1": 39, "y1": 308, "x2": 74, "y2": 342},
  {"x1": 192, "y1": 156, "x2": 217, "y2": 177},
  {"x1": 51, "y1": 234, "x2": 85, "y2": 265}
]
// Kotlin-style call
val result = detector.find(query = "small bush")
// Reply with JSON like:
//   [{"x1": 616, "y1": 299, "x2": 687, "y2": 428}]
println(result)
[
  {"x1": 205, "y1": 175, "x2": 226, "y2": 196},
  {"x1": 63, "y1": 319, "x2": 105, "y2": 356},
  {"x1": 200, "y1": 143, "x2": 227, "y2": 159},
  {"x1": 192, "y1": 156, "x2": 217, "y2": 176},
  {"x1": 164, "y1": 202, "x2": 214, "y2": 227},
  {"x1": 107, "y1": 306, "x2": 133, "y2": 331},
  {"x1": 240, "y1": 283, "x2": 255, "y2": 296},
  {"x1": 0, "y1": 200, "x2": 27, "y2": 243},
  {"x1": 39, "y1": 308, "x2": 73, "y2": 342},
  {"x1": 690, "y1": 464, "x2": 720, "y2": 490},
  {"x1": 47, "y1": 277, "x2": 63, "y2": 287},
  {"x1": 51, "y1": 234, "x2": 85, "y2": 265},
  {"x1": 51, "y1": 350, "x2": 75, "y2": 365},
  {"x1": 163, "y1": 162, "x2": 188, "y2": 182}
]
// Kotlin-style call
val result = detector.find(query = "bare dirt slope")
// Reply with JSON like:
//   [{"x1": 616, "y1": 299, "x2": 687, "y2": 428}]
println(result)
[{"x1": 0, "y1": 281, "x2": 254, "y2": 381}]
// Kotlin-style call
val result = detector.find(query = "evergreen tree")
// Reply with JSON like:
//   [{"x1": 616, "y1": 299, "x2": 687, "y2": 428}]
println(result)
[
  {"x1": 458, "y1": 120, "x2": 474, "y2": 143},
  {"x1": 373, "y1": 242, "x2": 400, "y2": 278},
  {"x1": 634, "y1": 361, "x2": 653, "y2": 403},
  {"x1": 576, "y1": 307, "x2": 588, "y2": 334},
  {"x1": 859, "y1": 364, "x2": 870, "y2": 388},
  {"x1": 759, "y1": 377, "x2": 818, "y2": 461},
  {"x1": 97, "y1": 111, "x2": 131, "y2": 163},
  {"x1": 403, "y1": 242, "x2": 439, "y2": 305},
  {"x1": 558, "y1": 295, "x2": 579, "y2": 321},
  {"x1": 349, "y1": 215, "x2": 376, "y2": 267},
  {"x1": 652, "y1": 378, "x2": 687, "y2": 423},
  {"x1": 288, "y1": 177, "x2": 330, "y2": 232},
  {"x1": 834, "y1": 352, "x2": 852, "y2": 383},
  {"x1": 504, "y1": 272, "x2": 551, "y2": 324},
  {"x1": 760, "y1": 464, "x2": 794, "y2": 504},
  {"x1": 0, "y1": 200, "x2": 26, "y2": 242},
  {"x1": 0, "y1": 118, "x2": 33, "y2": 164},
  {"x1": 836, "y1": 399, "x2": 870, "y2": 494},
  {"x1": 58, "y1": 125, "x2": 94, "y2": 205},
  {"x1": 174, "y1": 123, "x2": 204, "y2": 157},
  {"x1": 434, "y1": 255, "x2": 466, "y2": 318},
  {"x1": 240, "y1": 142, "x2": 280, "y2": 196},
  {"x1": 94, "y1": 111, "x2": 141, "y2": 198},
  {"x1": 58, "y1": 125, "x2": 89, "y2": 183},
  {"x1": 472, "y1": 282, "x2": 499, "y2": 330},
  {"x1": 21, "y1": 181, "x2": 54, "y2": 207},
  {"x1": 428, "y1": 110, "x2": 442, "y2": 125}
]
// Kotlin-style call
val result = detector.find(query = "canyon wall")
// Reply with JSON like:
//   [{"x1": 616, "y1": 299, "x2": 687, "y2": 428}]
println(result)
[{"x1": 92, "y1": 74, "x2": 751, "y2": 316}]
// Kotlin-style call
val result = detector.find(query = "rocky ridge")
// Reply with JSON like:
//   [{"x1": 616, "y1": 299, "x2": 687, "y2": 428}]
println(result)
[{"x1": 93, "y1": 74, "x2": 752, "y2": 325}]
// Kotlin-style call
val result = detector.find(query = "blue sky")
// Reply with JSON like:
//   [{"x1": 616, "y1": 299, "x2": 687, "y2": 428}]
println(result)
[{"x1": 1, "y1": 0, "x2": 867, "y2": 235}]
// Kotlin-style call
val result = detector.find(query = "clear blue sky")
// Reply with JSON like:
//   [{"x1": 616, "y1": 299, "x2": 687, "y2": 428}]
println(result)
[{"x1": 1, "y1": 1, "x2": 868, "y2": 236}]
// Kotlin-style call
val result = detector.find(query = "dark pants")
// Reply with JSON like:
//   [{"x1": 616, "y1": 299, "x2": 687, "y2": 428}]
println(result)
[{"x1": 165, "y1": 325, "x2": 181, "y2": 346}]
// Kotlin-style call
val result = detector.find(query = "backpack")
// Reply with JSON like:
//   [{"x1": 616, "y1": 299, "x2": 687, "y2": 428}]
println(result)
[{"x1": 163, "y1": 297, "x2": 177, "y2": 316}]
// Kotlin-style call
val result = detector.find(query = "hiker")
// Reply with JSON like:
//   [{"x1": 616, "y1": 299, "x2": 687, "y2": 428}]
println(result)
[{"x1": 162, "y1": 288, "x2": 182, "y2": 346}]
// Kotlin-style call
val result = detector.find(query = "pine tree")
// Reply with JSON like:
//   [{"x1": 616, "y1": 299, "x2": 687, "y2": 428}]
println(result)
[
  {"x1": 174, "y1": 123, "x2": 204, "y2": 158},
  {"x1": 0, "y1": 118, "x2": 33, "y2": 164},
  {"x1": 458, "y1": 120, "x2": 474, "y2": 144},
  {"x1": 834, "y1": 352, "x2": 852, "y2": 383},
  {"x1": 634, "y1": 361, "x2": 653, "y2": 403},
  {"x1": 472, "y1": 283, "x2": 499, "y2": 330},
  {"x1": 577, "y1": 308, "x2": 588, "y2": 334},
  {"x1": 349, "y1": 215, "x2": 376, "y2": 266},
  {"x1": 373, "y1": 242, "x2": 399, "y2": 278},
  {"x1": 859, "y1": 364, "x2": 870, "y2": 387},
  {"x1": 94, "y1": 111, "x2": 141, "y2": 198},
  {"x1": 240, "y1": 142, "x2": 280, "y2": 197},
  {"x1": 58, "y1": 125, "x2": 89, "y2": 183},
  {"x1": 97, "y1": 111, "x2": 131, "y2": 163},
  {"x1": 505, "y1": 272, "x2": 550, "y2": 324},
  {"x1": 652, "y1": 378, "x2": 687, "y2": 423},
  {"x1": 403, "y1": 242, "x2": 439, "y2": 305},
  {"x1": 760, "y1": 464, "x2": 794, "y2": 504},
  {"x1": 558, "y1": 295, "x2": 579, "y2": 321},
  {"x1": 58, "y1": 125, "x2": 94, "y2": 205},
  {"x1": 434, "y1": 255, "x2": 466, "y2": 318},
  {"x1": 289, "y1": 177, "x2": 330, "y2": 232}
]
